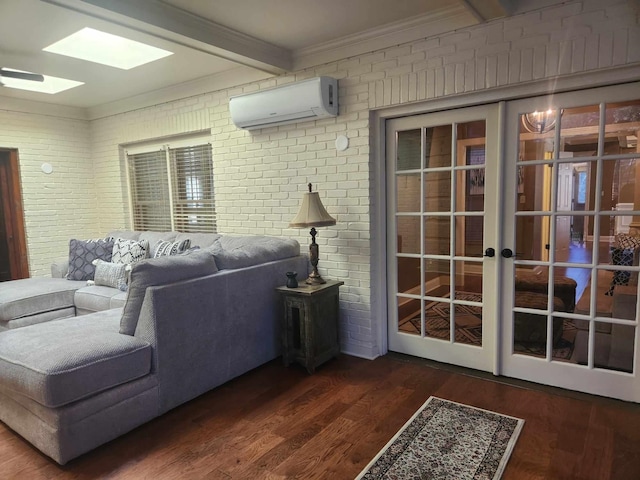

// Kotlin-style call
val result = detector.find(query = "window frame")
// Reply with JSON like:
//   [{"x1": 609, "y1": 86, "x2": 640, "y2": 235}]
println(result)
[{"x1": 125, "y1": 135, "x2": 216, "y2": 233}]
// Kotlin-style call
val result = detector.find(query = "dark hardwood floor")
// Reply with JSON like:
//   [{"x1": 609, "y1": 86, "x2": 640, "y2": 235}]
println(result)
[{"x1": 1, "y1": 353, "x2": 639, "y2": 479}]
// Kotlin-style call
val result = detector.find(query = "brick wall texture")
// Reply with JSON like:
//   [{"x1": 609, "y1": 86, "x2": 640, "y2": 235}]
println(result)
[{"x1": 1, "y1": 0, "x2": 639, "y2": 358}]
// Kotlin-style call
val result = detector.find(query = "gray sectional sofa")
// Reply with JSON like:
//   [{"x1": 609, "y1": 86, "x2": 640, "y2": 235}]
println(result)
[{"x1": 0, "y1": 231, "x2": 307, "y2": 464}]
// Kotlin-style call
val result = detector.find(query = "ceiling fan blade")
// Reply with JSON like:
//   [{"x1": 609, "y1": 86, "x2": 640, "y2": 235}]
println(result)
[{"x1": 0, "y1": 69, "x2": 45, "y2": 82}]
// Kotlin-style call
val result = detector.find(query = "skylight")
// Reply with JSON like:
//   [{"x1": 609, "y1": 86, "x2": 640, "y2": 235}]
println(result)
[
  {"x1": 43, "y1": 27, "x2": 173, "y2": 70},
  {"x1": 1, "y1": 70, "x2": 83, "y2": 94}
]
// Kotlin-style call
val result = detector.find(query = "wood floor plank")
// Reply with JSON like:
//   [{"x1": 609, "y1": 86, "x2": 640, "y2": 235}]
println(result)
[{"x1": 0, "y1": 354, "x2": 639, "y2": 479}]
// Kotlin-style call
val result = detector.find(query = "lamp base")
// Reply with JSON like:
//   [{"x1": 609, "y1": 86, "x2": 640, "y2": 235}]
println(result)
[
  {"x1": 306, "y1": 228, "x2": 327, "y2": 285},
  {"x1": 306, "y1": 271, "x2": 327, "y2": 285}
]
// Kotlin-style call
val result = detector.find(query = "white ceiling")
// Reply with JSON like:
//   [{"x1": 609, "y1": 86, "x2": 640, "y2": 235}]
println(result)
[{"x1": 0, "y1": 0, "x2": 562, "y2": 113}]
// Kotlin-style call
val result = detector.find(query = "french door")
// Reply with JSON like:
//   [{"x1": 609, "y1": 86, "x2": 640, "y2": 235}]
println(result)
[
  {"x1": 387, "y1": 82, "x2": 640, "y2": 401},
  {"x1": 501, "y1": 83, "x2": 640, "y2": 401},
  {"x1": 386, "y1": 105, "x2": 500, "y2": 372}
]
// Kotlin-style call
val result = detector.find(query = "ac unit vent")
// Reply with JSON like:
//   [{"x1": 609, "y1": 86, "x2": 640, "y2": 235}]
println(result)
[{"x1": 229, "y1": 77, "x2": 338, "y2": 130}]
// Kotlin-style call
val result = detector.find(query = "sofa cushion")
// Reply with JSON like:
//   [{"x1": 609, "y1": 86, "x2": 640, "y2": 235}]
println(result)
[
  {"x1": 110, "y1": 291, "x2": 128, "y2": 309},
  {"x1": 0, "y1": 278, "x2": 85, "y2": 323},
  {"x1": 174, "y1": 232, "x2": 220, "y2": 249},
  {"x1": 211, "y1": 236, "x2": 300, "y2": 270},
  {"x1": 0, "y1": 310, "x2": 151, "y2": 408},
  {"x1": 112, "y1": 238, "x2": 149, "y2": 265},
  {"x1": 0, "y1": 307, "x2": 76, "y2": 331},
  {"x1": 120, "y1": 250, "x2": 219, "y2": 335},
  {"x1": 67, "y1": 238, "x2": 114, "y2": 281},
  {"x1": 75, "y1": 285, "x2": 125, "y2": 314}
]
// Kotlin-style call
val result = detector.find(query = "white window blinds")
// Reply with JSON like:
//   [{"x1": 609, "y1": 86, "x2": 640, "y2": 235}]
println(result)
[{"x1": 126, "y1": 140, "x2": 216, "y2": 233}]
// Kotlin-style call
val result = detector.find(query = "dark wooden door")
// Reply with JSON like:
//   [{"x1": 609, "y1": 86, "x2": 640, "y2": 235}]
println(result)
[
  {"x1": 0, "y1": 157, "x2": 12, "y2": 280},
  {"x1": 0, "y1": 150, "x2": 29, "y2": 280}
]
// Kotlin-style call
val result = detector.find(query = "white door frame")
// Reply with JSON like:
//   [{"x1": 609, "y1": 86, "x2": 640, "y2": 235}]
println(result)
[{"x1": 385, "y1": 104, "x2": 500, "y2": 373}]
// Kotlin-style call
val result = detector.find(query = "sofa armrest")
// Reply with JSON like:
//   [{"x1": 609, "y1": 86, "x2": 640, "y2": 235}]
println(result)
[
  {"x1": 134, "y1": 254, "x2": 308, "y2": 414},
  {"x1": 51, "y1": 257, "x2": 69, "y2": 278}
]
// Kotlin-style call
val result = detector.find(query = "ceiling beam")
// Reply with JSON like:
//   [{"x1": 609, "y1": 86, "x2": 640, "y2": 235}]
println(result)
[
  {"x1": 460, "y1": 0, "x2": 514, "y2": 22},
  {"x1": 42, "y1": 0, "x2": 292, "y2": 74}
]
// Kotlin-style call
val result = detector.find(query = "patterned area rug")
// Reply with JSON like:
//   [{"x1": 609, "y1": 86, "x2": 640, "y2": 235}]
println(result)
[
  {"x1": 356, "y1": 397, "x2": 524, "y2": 480},
  {"x1": 399, "y1": 292, "x2": 577, "y2": 360}
]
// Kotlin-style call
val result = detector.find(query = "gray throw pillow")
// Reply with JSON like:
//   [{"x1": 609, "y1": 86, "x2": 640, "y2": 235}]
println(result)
[
  {"x1": 93, "y1": 259, "x2": 130, "y2": 291},
  {"x1": 67, "y1": 238, "x2": 114, "y2": 281},
  {"x1": 151, "y1": 238, "x2": 191, "y2": 257},
  {"x1": 119, "y1": 250, "x2": 218, "y2": 335},
  {"x1": 112, "y1": 238, "x2": 149, "y2": 265}
]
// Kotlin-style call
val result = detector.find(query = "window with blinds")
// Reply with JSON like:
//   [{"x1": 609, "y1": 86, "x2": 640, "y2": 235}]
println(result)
[{"x1": 126, "y1": 140, "x2": 216, "y2": 233}]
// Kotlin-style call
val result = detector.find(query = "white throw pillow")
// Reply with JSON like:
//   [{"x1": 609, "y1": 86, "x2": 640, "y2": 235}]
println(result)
[
  {"x1": 152, "y1": 239, "x2": 191, "y2": 258},
  {"x1": 112, "y1": 238, "x2": 149, "y2": 265}
]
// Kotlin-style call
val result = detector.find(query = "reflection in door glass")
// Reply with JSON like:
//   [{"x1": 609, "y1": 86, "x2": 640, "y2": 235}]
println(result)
[
  {"x1": 594, "y1": 320, "x2": 634, "y2": 373},
  {"x1": 397, "y1": 216, "x2": 420, "y2": 254},
  {"x1": 397, "y1": 130, "x2": 421, "y2": 170},
  {"x1": 424, "y1": 171, "x2": 451, "y2": 212},
  {"x1": 456, "y1": 216, "x2": 483, "y2": 257},
  {"x1": 424, "y1": 216, "x2": 450, "y2": 255},
  {"x1": 424, "y1": 125, "x2": 452, "y2": 168},
  {"x1": 397, "y1": 257, "x2": 420, "y2": 296},
  {"x1": 423, "y1": 300, "x2": 451, "y2": 341},
  {"x1": 397, "y1": 296, "x2": 422, "y2": 336},
  {"x1": 396, "y1": 173, "x2": 420, "y2": 212},
  {"x1": 512, "y1": 311, "x2": 548, "y2": 358},
  {"x1": 515, "y1": 215, "x2": 551, "y2": 262},
  {"x1": 452, "y1": 301, "x2": 481, "y2": 346},
  {"x1": 424, "y1": 259, "x2": 450, "y2": 300},
  {"x1": 457, "y1": 120, "x2": 486, "y2": 144},
  {"x1": 457, "y1": 169, "x2": 484, "y2": 212},
  {"x1": 453, "y1": 260, "x2": 482, "y2": 296},
  {"x1": 560, "y1": 104, "x2": 600, "y2": 158},
  {"x1": 453, "y1": 260, "x2": 482, "y2": 346}
]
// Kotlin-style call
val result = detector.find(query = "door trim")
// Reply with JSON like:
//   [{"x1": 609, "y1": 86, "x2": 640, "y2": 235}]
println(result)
[{"x1": 0, "y1": 149, "x2": 29, "y2": 280}]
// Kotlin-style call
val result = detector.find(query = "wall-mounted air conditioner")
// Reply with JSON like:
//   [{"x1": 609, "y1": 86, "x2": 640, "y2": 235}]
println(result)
[{"x1": 229, "y1": 76, "x2": 338, "y2": 130}]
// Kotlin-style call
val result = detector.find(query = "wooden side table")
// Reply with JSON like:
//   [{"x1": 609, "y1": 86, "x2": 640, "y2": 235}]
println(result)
[{"x1": 276, "y1": 280, "x2": 343, "y2": 374}]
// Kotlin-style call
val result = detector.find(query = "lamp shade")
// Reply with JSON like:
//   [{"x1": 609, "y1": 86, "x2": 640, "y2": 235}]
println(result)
[{"x1": 289, "y1": 185, "x2": 336, "y2": 228}]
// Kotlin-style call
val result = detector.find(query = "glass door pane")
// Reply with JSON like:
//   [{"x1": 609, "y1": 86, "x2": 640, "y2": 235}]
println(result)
[
  {"x1": 388, "y1": 105, "x2": 499, "y2": 373},
  {"x1": 502, "y1": 83, "x2": 640, "y2": 402}
]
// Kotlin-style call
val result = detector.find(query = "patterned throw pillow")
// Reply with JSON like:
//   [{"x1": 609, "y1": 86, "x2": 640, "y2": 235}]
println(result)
[
  {"x1": 151, "y1": 239, "x2": 191, "y2": 258},
  {"x1": 615, "y1": 233, "x2": 640, "y2": 250},
  {"x1": 67, "y1": 238, "x2": 114, "y2": 281},
  {"x1": 607, "y1": 238, "x2": 639, "y2": 295},
  {"x1": 112, "y1": 238, "x2": 149, "y2": 265},
  {"x1": 92, "y1": 259, "x2": 130, "y2": 291}
]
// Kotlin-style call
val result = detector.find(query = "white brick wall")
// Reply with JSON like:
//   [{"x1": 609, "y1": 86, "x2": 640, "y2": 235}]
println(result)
[
  {"x1": 2, "y1": 0, "x2": 638, "y2": 357},
  {"x1": 0, "y1": 110, "x2": 95, "y2": 276}
]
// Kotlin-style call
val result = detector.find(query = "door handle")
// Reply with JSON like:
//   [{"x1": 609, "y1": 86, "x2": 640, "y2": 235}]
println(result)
[
  {"x1": 501, "y1": 248, "x2": 519, "y2": 258},
  {"x1": 484, "y1": 248, "x2": 495, "y2": 257}
]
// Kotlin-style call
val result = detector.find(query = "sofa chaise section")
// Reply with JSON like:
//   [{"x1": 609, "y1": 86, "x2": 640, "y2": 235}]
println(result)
[
  {"x1": 0, "y1": 309, "x2": 158, "y2": 464},
  {"x1": 0, "y1": 278, "x2": 86, "y2": 331}
]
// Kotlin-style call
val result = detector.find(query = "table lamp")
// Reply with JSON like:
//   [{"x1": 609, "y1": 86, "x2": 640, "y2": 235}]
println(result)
[{"x1": 289, "y1": 183, "x2": 336, "y2": 285}]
